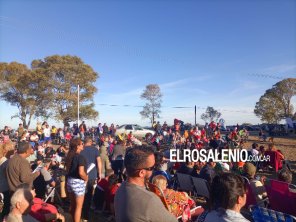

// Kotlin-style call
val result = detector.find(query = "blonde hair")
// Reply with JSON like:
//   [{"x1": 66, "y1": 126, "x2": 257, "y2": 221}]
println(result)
[
  {"x1": 152, "y1": 175, "x2": 167, "y2": 190},
  {"x1": 0, "y1": 144, "x2": 4, "y2": 159},
  {"x1": 0, "y1": 142, "x2": 15, "y2": 159}
]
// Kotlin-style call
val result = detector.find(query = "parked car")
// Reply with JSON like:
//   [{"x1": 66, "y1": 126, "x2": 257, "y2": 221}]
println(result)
[{"x1": 115, "y1": 124, "x2": 155, "y2": 139}]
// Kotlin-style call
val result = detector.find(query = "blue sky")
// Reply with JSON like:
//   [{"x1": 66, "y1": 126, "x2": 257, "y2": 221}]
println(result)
[{"x1": 0, "y1": 0, "x2": 296, "y2": 129}]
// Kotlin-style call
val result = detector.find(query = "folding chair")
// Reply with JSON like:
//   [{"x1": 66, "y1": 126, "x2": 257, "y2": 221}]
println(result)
[
  {"x1": 250, "y1": 205, "x2": 296, "y2": 222},
  {"x1": 176, "y1": 173, "x2": 194, "y2": 194},
  {"x1": 44, "y1": 185, "x2": 63, "y2": 205},
  {"x1": 265, "y1": 179, "x2": 296, "y2": 216},
  {"x1": 191, "y1": 177, "x2": 210, "y2": 199}
]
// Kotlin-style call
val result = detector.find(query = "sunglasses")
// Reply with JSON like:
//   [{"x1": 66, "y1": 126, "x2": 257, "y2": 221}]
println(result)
[{"x1": 141, "y1": 165, "x2": 156, "y2": 171}]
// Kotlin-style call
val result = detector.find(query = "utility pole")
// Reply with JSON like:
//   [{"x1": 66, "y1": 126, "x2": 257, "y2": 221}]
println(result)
[
  {"x1": 195, "y1": 105, "x2": 197, "y2": 126},
  {"x1": 78, "y1": 84, "x2": 80, "y2": 126}
]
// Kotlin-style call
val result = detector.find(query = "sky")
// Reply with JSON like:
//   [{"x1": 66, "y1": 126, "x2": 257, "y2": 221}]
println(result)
[{"x1": 0, "y1": 0, "x2": 296, "y2": 129}]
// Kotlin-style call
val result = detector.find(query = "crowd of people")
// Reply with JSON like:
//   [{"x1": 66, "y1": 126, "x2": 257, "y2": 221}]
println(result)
[{"x1": 0, "y1": 119, "x2": 295, "y2": 222}]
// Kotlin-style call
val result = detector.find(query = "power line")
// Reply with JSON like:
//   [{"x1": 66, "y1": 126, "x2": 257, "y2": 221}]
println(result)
[
  {"x1": 248, "y1": 73, "x2": 295, "y2": 80},
  {"x1": 96, "y1": 103, "x2": 254, "y2": 114}
]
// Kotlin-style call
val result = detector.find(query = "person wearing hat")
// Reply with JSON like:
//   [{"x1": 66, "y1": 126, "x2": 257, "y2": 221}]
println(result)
[{"x1": 243, "y1": 163, "x2": 267, "y2": 204}]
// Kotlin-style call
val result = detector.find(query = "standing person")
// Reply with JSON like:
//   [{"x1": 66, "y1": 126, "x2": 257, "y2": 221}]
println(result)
[
  {"x1": 17, "y1": 123, "x2": 24, "y2": 141},
  {"x1": 80, "y1": 137, "x2": 102, "y2": 219},
  {"x1": 36, "y1": 122, "x2": 43, "y2": 140},
  {"x1": 111, "y1": 140, "x2": 125, "y2": 179},
  {"x1": 114, "y1": 146, "x2": 178, "y2": 222},
  {"x1": 103, "y1": 123, "x2": 109, "y2": 135},
  {"x1": 97, "y1": 123, "x2": 103, "y2": 137},
  {"x1": 65, "y1": 138, "x2": 88, "y2": 222},
  {"x1": 43, "y1": 124, "x2": 51, "y2": 142},
  {"x1": 6, "y1": 142, "x2": 40, "y2": 193},
  {"x1": 100, "y1": 136, "x2": 111, "y2": 177},
  {"x1": 79, "y1": 121, "x2": 87, "y2": 141}
]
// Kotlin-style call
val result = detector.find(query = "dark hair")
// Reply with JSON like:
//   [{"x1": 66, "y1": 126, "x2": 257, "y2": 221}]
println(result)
[
  {"x1": 210, "y1": 173, "x2": 246, "y2": 210},
  {"x1": 65, "y1": 138, "x2": 82, "y2": 173},
  {"x1": 124, "y1": 145, "x2": 155, "y2": 177},
  {"x1": 17, "y1": 142, "x2": 32, "y2": 154},
  {"x1": 154, "y1": 151, "x2": 164, "y2": 170},
  {"x1": 84, "y1": 137, "x2": 93, "y2": 144},
  {"x1": 252, "y1": 143, "x2": 258, "y2": 149},
  {"x1": 278, "y1": 168, "x2": 292, "y2": 184}
]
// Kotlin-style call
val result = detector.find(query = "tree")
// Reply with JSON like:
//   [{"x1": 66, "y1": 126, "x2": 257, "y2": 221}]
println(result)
[
  {"x1": 0, "y1": 55, "x2": 99, "y2": 128},
  {"x1": 0, "y1": 62, "x2": 50, "y2": 128},
  {"x1": 201, "y1": 106, "x2": 221, "y2": 123},
  {"x1": 31, "y1": 55, "x2": 99, "y2": 126},
  {"x1": 254, "y1": 78, "x2": 296, "y2": 123},
  {"x1": 140, "y1": 84, "x2": 162, "y2": 125}
]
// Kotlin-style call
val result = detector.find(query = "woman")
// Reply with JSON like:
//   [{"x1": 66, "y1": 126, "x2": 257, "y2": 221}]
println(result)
[
  {"x1": 197, "y1": 173, "x2": 249, "y2": 222},
  {"x1": 65, "y1": 138, "x2": 88, "y2": 222},
  {"x1": 0, "y1": 142, "x2": 15, "y2": 221}
]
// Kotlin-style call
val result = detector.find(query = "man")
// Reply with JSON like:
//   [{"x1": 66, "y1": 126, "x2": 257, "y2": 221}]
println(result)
[
  {"x1": 114, "y1": 146, "x2": 177, "y2": 222},
  {"x1": 99, "y1": 136, "x2": 111, "y2": 177},
  {"x1": 17, "y1": 123, "x2": 24, "y2": 141},
  {"x1": 199, "y1": 161, "x2": 216, "y2": 185},
  {"x1": 6, "y1": 142, "x2": 40, "y2": 192},
  {"x1": 80, "y1": 137, "x2": 102, "y2": 219},
  {"x1": 5, "y1": 187, "x2": 37, "y2": 222}
]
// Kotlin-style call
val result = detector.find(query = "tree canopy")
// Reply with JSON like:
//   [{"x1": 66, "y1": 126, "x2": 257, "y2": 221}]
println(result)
[
  {"x1": 0, "y1": 55, "x2": 99, "y2": 128},
  {"x1": 140, "y1": 84, "x2": 162, "y2": 126},
  {"x1": 254, "y1": 78, "x2": 296, "y2": 124},
  {"x1": 201, "y1": 106, "x2": 221, "y2": 123},
  {"x1": 0, "y1": 62, "x2": 49, "y2": 128}
]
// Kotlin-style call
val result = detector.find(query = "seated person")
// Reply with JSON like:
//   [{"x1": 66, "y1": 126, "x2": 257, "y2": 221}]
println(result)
[
  {"x1": 33, "y1": 158, "x2": 56, "y2": 199},
  {"x1": 5, "y1": 186, "x2": 38, "y2": 222},
  {"x1": 106, "y1": 174, "x2": 121, "y2": 215},
  {"x1": 177, "y1": 161, "x2": 195, "y2": 175},
  {"x1": 6, "y1": 185, "x2": 64, "y2": 222},
  {"x1": 190, "y1": 161, "x2": 205, "y2": 178},
  {"x1": 30, "y1": 132, "x2": 39, "y2": 143},
  {"x1": 250, "y1": 143, "x2": 259, "y2": 156},
  {"x1": 93, "y1": 169, "x2": 114, "y2": 211},
  {"x1": 152, "y1": 175, "x2": 195, "y2": 217},
  {"x1": 197, "y1": 173, "x2": 250, "y2": 222},
  {"x1": 57, "y1": 144, "x2": 68, "y2": 157},
  {"x1": 151, "y1": 152, "x2": 172, "y2": 185},
  {"x1": 277, "y1": 168, "x2": 296, "y2": 192},
  {"x1": 268, "y1": 144, "x2": 284, "y2": 160},
  {"x1": 242, "y1": 163, "x2": 267, "y2": 204},
  {"x1": 44, "y1": 141, "x2": 55, "y2": 158},
  {"x1": 199, "y1": 161, "x2": 216, "y2": 185}
]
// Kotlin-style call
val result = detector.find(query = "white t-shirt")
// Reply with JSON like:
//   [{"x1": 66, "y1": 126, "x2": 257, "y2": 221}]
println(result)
[
  {"x1": 44, "y1": 128, "x2": 51, "y2": 137},
  {"x1": 251, "y1": 148, "x2": 259, "y2": 156}
]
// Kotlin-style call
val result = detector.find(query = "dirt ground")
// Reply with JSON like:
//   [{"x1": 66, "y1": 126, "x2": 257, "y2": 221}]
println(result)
[{"x1": 244, "y1": 134, "x2": 296, "y2": 183}]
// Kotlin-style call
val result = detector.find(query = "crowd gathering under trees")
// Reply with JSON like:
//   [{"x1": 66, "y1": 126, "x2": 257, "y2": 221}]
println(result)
[
  {"x1": 0, "y1": 118, "x2": 295, "y2": 222},
  {"x1": 0, "y1": 55, "x2": 296, "y2": 222}
]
